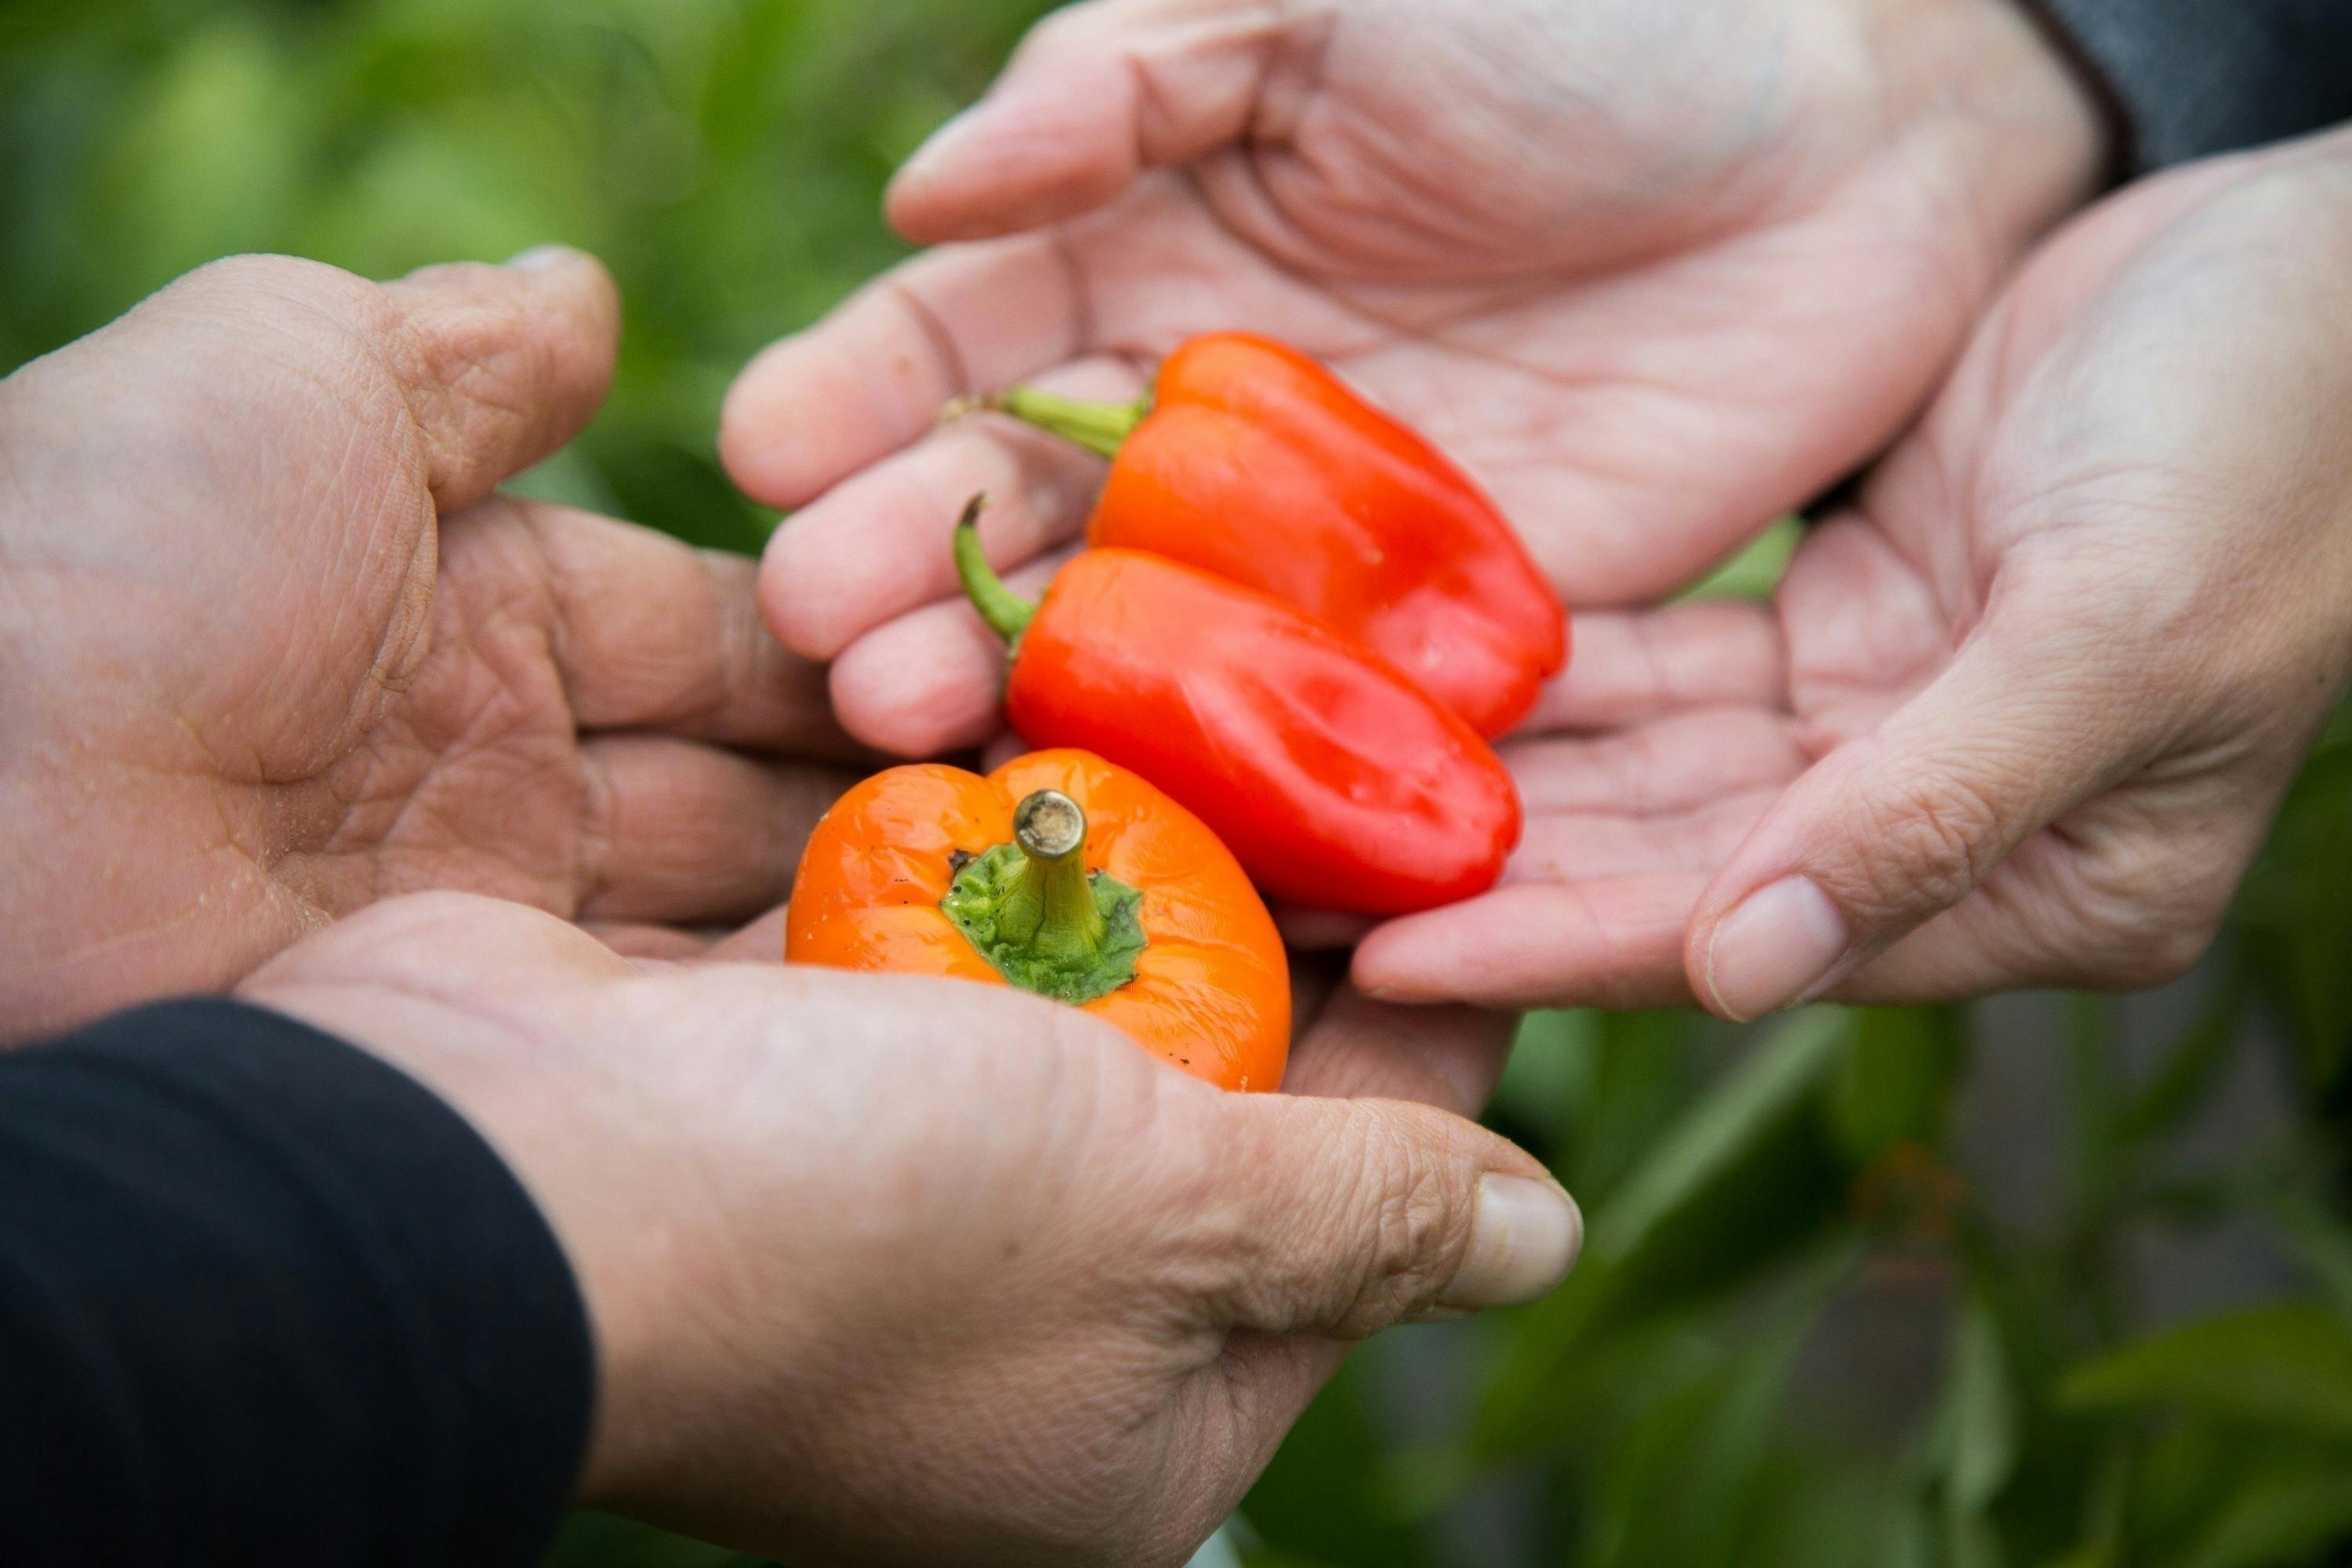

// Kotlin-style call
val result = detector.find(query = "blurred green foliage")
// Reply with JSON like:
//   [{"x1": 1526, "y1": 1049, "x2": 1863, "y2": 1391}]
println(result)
[{"x1": 6, "y1": 3, "x2": 2352, "y2": 1566}]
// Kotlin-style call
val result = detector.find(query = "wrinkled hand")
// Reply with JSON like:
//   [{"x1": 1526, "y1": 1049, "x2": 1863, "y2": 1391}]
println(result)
[
  {"x1": 722, "y1": 0, "x2": 2103, "y2": 756},
  {"x1": 1358, "y1": 129, "x2": 2352, "y2": 1015},
  {"x1": 0, "y1": 252, "x2": 862, "y2": 1038},
  {"x1": 238, "y1": 891, "x2": 1574, "y2": 1568}
]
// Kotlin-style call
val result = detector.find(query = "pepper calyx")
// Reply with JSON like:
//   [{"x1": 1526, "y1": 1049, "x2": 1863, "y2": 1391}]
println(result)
[{"x1": 942, "y1": 789, "x2": 1146, "y2": 1004}]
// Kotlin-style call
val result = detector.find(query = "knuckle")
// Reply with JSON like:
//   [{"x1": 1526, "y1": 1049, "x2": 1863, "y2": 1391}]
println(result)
[
  {"x1": 1839, "y1": 760, "x2": 2007, "y2": 920},
  {"x1": 409, "y1": 294, "x2": 551, "y2": 415},
  {"x1": 1330, "y1": 1112, "x2": 1462, "y2": 1332}
]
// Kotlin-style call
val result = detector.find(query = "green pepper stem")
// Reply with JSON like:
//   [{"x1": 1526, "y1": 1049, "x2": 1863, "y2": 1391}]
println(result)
[
  {"x1": 993, "y1": 790, "x2": 1105, "y2": 962},
  {"x1": 953, "y1": 494, "x2": 1036, "y2": 644},
  {"x1": 952, "y1": 386, "x2": 1149, "y2": 459}
]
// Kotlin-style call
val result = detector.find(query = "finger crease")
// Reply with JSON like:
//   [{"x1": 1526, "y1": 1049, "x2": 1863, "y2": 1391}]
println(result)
[{"x1": 879, "y1": 278, "x2": 972, "y2": 401}]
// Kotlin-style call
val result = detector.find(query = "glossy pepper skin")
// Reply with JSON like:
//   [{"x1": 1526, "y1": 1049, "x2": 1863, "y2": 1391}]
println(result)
[
  {"x1": 956, "y1": 508, "x2": 1522, "y2": 915},
  {"x1": 986, "y1": 332, "x2": 1566, "y2": 737},
  {"x1": 786, "y1": 748, "x2": 1290, "y2": 1092}
]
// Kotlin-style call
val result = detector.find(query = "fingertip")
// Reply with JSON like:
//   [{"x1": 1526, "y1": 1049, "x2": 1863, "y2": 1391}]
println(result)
[
  {"x1": 1348, "y1": 915, "x2": 1459, "y2": 1006},
  {"x1": 719, "y1": 335, "x2": 840, "y2": 509},
  {"x1": 382, "y1": 249, "x2": 622, "y2": 510},
  {"x1": 883, "y1": 76, "x2": 1141, "y2": 246},
  {"x1": 1436, "y1": 1173, "x2": 1584, "y2": 1312},
  {"x1": 757, "y1": 515, "x2": 856, "y2": 662},
  {"x1": 1687, "y1": 873, "x2": 1849, "y2": 1023},
  {"x1": 886, "y1": 141, "x2": 1137, "y2": 245},
  {"x1": 1353, "y1": 881, "x2": 1706, "y2": 1014},
  {"x1": 827, "y1": 615, "x2": 1007, "y2": 758}
]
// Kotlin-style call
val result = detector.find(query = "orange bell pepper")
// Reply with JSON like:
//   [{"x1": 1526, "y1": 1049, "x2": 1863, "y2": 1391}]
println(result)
[{"x1": 786, "y1": 748, "x2": 1290, "y2": 1092}]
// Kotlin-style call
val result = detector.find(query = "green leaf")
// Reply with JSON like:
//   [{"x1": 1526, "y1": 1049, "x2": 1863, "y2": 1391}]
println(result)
[
  {"x1": 2263, "y1": 1195, "x2": 2352, "y2": 1324},
  {"x1": 2169, "y1": 1468, "x2": 2352, "y2": 1568},
  {"x1": 1489, "y1": 1008, "x2": 1596, "y2": 1152},
  {"x1": 1830, "y1": 1006, "x2": 1963, "y2": 1162},
  {"x1": 1240, "y1": 1347, "x2": 1432, "y2": 1567},
  {"x1": 2061, "y1": 1305, "x2": 2352, "y2": 1440},
  {"x1": 1606, "y1": 1244, "x2": 1853, "y2": 1566},
  {"x1": 2114, "y1": 978, "x2": 2249, "y2": 1148},
  {"x1": 1675, "y1": 518, "x2": 1802, "y2": 602},
  {"x1": 1944, "y1": 1301, "x2": 2021, "y2": 1515},
  {"x1": 1591, "y1": 1008, "x2": 1849, "y2": 1264}
]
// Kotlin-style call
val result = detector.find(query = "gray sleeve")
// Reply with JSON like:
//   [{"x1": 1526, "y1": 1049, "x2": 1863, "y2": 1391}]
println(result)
[{"x1": 2030, "y1": 0, "x2": 2352, "y2": 172}]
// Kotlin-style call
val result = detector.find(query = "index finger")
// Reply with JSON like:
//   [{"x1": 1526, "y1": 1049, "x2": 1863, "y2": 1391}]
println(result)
[
  {"x1": 718, "y1": 233, "x2": 1090, "y2": 510},
  {"x1": 1280, "y1": 984, "x2": 1515, "y2": 1118}
]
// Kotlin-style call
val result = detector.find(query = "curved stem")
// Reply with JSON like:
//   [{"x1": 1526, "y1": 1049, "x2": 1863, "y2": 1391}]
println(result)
[
  {"x1": 953, "y1": 494, "x2": 1036, "y2": 644},
  {"x1": 986, "y1": 386, "x2": 1152, "y2": 459},
  {"x1": 994, "y1": 790, "x2": 1105, "y2": 962}
]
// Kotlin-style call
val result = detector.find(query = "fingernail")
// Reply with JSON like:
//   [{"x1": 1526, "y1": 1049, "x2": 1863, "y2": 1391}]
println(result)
[
  {"x1": 1438, "y1": 1175, "x2": 1582, "y2": 1311},
  {"x1": 505, "y1": 243, "x2": 581, "y2": 271},
  {"x1": 1703, "y1": 875, "x2": 1848, "y2": 1022}
]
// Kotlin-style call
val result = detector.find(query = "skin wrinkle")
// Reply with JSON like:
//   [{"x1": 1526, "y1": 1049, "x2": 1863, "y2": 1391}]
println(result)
[
  {"x1": 16, "y1": 833, "x2": 310, "y2": 1007},
  {"x1": 570, "y1": 740, "x2": 622, "y2": 914},
  {"x1": 1354, "y1": 121, "x2": 2352, "y2": 1015},
  {"x1": 1043, "y1": 226, "x2": 1102, "y2": 364},
  {"x1": 781, "y1": 12, "x2": 2324, "y2": 1025},
  {"x1": 5, "y1": 253, "x2": 890, "y2": 1037},
  {"x1": 793, "y1": 0, "x2": 2094, "y2": 659},
  {"x1": 878, "y1": 276, "x2": 976, "y2": 401},
  {"x1": 345, "y1": 557, "x2": 573, "y2": 899},
  {"x1": 394, "y1": 290, "x2": 566, "y2": 505}
]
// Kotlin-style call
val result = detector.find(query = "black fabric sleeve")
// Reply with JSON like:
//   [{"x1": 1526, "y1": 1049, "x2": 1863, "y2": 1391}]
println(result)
[
  {"x1": 2028, "y1": 0, "x2": 2352, "y2": 172},
  {"x1": 0, "y1": 997, "x2": 593, "y2": 1567}
]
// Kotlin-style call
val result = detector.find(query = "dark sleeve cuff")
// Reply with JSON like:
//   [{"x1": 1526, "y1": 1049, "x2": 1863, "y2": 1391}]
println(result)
[
  {"x1": 2027, "y1": 0, "x2": 2352, "y2": 172},
  {"x1": 0, "y1": 997, "x2": 593, "y2": 1567}
]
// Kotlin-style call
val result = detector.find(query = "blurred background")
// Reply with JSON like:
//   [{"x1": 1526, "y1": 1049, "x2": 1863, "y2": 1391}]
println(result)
[{"x1": 6, "y1": 2, "x2": 2352, "y2": 1565}]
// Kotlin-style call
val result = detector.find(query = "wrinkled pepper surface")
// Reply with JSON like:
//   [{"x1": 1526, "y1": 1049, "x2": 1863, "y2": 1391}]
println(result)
[
  {"x1": 976, "y1": 332, "x2": 1566, "y2": 737},
  {"x1": 786, "y1": 748, "x2": 1290, "y2": 1092},
  {"x1": 955, "y1": 500, "x2": 1522, "y2": 916}
]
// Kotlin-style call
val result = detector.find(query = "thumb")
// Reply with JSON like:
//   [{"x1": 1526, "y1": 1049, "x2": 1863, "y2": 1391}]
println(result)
[
  {"x1": 376, "y1": 245, "x2": 621, "y2": 513},
  {"x1": 95, "y1": 249, "x2": 619, "y2": 517},
  {"x1": 887, "y1": 0, "x2": 1301, "y2": 243},
  {"x1": 1686, "y1": 575, "x2": 2149, "y2": 1021},
  {"x1": 1203, "y1": 1094, "x2": 1581, "y2": 1340}
]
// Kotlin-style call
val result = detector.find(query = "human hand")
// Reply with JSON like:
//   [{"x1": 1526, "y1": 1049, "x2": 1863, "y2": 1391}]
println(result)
[
  {"x1": 0, "y1": 252, "x2": 862, "y2": 1039},
  {"x1": 238, "y1": 891, "x2": 1573, "y2": 1567},
  {"x1": 721, "y1": 0, "x2": 2105, "y2": 756},
  {"x1": 1356, "y1": 129, "x2": 2352, "y2": 1015}
]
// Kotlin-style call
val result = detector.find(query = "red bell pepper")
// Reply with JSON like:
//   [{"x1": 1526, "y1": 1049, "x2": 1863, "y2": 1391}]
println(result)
[
  {"x1": 971, "y1": 332, "x2": 1566, "y2": 737},
  {"x1": 954, "y1": 499, "x2": 1521, "y2": 915}
]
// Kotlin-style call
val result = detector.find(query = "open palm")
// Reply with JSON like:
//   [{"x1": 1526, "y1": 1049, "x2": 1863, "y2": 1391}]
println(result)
[
  {"x1": 722, "y1": 0, "x2": 2103, "y2": 756},
  {"x1": 0, "y1": 252, "x2": 861, "y2": 1036},
  {"x1": 1356, "y1": 132, "x2": 2352, "y2": 1014}
]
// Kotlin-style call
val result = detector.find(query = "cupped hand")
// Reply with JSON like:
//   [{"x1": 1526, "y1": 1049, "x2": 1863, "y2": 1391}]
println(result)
[
  {"x1": 238, "y1": 891, "x2": 1573, "y2": 1568},
  {"x1": 0, "y1": 252, "x2": 864, "y2": 1038},
  {"x1": 1356, "y1": 129, "x2": 2352, "y2": 1015},
  {"x1": 721, "y1": 0, "x2": 2104, "y2": 756}
]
